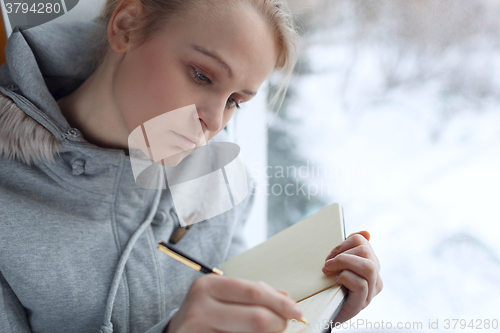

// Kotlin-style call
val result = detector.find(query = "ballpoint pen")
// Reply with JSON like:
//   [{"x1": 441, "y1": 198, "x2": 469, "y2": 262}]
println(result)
[{"x1": 157, "y1": 240, "x2": 308, "y2": 324}]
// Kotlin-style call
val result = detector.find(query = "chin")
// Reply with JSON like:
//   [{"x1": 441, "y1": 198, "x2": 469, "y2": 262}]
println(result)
[{"x1": 160, "y1": 148, "x2": 195, "y2": 167}]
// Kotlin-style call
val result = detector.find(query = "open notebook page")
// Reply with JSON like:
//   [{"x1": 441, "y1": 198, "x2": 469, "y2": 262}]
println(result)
[{"x1": 221, "y1": 203, "x2": 346, "y2": 302}]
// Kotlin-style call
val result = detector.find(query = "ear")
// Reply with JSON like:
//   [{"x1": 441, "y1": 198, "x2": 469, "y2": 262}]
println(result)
[{"x1": 107, "y1": 0, "x2": 144, "y2": 54}]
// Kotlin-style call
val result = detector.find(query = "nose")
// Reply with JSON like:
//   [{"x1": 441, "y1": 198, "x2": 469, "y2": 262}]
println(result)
[{"x1": 197, "y1": 98, "x2": 227, "y2": 133}]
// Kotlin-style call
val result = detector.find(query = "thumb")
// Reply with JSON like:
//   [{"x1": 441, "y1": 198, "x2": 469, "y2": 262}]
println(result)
[
  {"x1": 276, "y1": 288, "x2": 290, "y2": 297},
  {"x1": 348, "y1": 230, "x2": 370, "y2": 241}
]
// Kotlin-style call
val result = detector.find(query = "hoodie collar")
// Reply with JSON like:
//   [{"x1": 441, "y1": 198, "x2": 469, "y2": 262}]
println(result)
[{"x1": 0, "y1": 19, "x2": 106, "y2": 141}]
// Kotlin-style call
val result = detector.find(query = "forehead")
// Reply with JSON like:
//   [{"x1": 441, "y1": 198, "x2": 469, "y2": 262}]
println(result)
[{"x1": 149, "y1": 3, "x2": 279, "y2": 87}]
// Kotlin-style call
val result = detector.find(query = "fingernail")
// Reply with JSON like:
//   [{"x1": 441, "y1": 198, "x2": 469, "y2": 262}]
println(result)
[{"x1": 325, "y1": 259, "x2": 334, "y2": 268}]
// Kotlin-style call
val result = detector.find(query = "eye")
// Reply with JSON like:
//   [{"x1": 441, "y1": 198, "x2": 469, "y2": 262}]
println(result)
[
  {"x1": 227, "y1": 97, "x2": 241, "y2": 109},
  {"x1": 191, "y1": 67, "x2": 212, "y2": 84}
]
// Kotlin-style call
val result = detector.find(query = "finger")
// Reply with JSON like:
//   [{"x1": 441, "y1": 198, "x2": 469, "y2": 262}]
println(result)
[
  {"x1": 204, "y1": 276, "x2": 303, "y2": 321},
  {"x1": 332, "y1": 270, "x2": 369, "y2": 323},
  {"x1": 325, "y1": 243, "x2": 380, "y2": 271},
  {"x1": 348, "y1": 231, "x2": 380, "y2": 269},
  {"x1": 325, "y1": 233, "x2": 373, "y2": 262},
  {"x1": 322, "y1": 253, "x2": 377, "y2": 304},
  {"x1": 275, "y1": 288, "x2": 290, "y2": 297},
  {"x1": 375, "y1": 273, "x2": 384, "y2": 296},
  {"x1": 348, "y1": 230, "x2": 370, "y2": 241},
  {"x1": 324, "y1": 246, "x2": 382, "y2": 302},
  {"x1": 323, "y1": 255, "x2": 381, "y2": 305},
  {"x1": 207, "y1": 297, "x2": 288, "y2": 333},
  {"x1": 330, "y1": 269, "x2": 381, "y2": 310},
  {"x1": 326, "y1": 233, "x2": 368, "y2": 262}
]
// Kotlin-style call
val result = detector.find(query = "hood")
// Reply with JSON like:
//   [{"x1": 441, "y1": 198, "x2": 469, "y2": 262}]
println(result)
[{"x1": 0, "y1": 18, "x2": 106, "y2": 165}]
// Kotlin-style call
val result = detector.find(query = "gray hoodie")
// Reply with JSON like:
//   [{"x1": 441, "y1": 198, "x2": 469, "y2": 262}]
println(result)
[{"x1": 0, "y1": 19, "x2": 255, "y2": 333}]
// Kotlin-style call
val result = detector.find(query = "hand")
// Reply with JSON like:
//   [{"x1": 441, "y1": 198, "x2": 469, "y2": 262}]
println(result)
[
  {"x1": 322, "y1": 231, "x2": 383, "y2": 324},
  {"x1": 166, "y1": 274, "x2": 304, "y2": 333}
]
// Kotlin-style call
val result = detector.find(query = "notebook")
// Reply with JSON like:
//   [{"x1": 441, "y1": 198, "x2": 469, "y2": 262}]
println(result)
[{"x1": 221, "y1": 203, "x2": 348, "y2": 333}]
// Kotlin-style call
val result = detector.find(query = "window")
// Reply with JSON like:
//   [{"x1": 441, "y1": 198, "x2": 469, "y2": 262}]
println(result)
[{"x1": 265, "y1": 0, "x2": 500, "y2": 324}]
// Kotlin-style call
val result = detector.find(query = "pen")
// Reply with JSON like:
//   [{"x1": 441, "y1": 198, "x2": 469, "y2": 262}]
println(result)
[
  {"x1": 157, "y1": 240, "x2": 308, "y2": 325},
  {"x1": 157, "y1": 241, "x2": 224, "y2": 275}
]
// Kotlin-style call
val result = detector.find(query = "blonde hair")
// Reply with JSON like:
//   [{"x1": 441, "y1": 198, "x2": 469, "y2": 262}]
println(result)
[{"x1": 87, "y1": 0, "x2": 299, "y2": 111}]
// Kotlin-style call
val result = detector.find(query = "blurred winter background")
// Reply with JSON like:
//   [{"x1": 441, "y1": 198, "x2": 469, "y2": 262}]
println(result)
[{"x1": 254, "y1": 0, "x2": 500, "y2": 331}]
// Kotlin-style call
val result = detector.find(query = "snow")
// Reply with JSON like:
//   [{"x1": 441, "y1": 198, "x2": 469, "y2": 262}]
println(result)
[{"x1": 281, "y1": 23, "x2": 500, "y2": 331}]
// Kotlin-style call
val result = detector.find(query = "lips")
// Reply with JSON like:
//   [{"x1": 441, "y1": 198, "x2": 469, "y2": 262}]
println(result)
[{"x1": 171, "y1": 131, "x2": 198, "y2": 150}]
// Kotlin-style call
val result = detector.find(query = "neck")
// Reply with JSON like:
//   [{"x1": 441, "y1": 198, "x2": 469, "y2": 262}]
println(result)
[{"x1": 57, "y1": 52, "x2": 130, "y2": 150}]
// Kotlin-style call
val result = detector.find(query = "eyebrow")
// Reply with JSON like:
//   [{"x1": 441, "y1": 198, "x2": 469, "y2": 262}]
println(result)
[
  {"x1": 242, "y1": 89, "x2": 256, "y2": 97},
  {"x1": 190, "y1": 44, "x2": 257, "y2": 97}
]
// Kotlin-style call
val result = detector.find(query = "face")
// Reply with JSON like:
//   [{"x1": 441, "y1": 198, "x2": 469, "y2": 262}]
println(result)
[{"x1": 109, "y1": 2, "x2": 279, "y2": 166}]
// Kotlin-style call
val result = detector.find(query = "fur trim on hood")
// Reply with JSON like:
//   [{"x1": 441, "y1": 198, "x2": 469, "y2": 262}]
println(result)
[
  {"x1": 0, "y1": 20, "x2": 105, "y2": 167},
  {"x1": 0, "y1": 91, "x2": 59, "y2": 165}
]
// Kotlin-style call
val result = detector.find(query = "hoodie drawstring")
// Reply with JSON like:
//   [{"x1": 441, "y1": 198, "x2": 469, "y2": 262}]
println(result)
[{"x1": 100, "y1": 176, "x2": 164, "y2": 333}]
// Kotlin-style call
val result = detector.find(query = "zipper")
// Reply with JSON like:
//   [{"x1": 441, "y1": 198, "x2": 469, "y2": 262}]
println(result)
[{"x1": 168, "y1": 207, "x2": 192, "y2": 244}]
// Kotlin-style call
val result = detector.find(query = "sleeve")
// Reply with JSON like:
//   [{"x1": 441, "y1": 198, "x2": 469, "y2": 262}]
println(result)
[
  {"x1": 144, "y1": 307, "x2": 179, "y2": 333},
  {"x1": 225, "y1": 172, "x2": 257, "y2": 260},
  {"x1": 0, "y1": 271, "x2": 32, "y2": 332}
]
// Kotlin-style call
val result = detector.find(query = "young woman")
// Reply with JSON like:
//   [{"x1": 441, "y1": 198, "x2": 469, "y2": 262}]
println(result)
[{"x1": 0, "y1": 0, "x2": 382, "y2": 332}]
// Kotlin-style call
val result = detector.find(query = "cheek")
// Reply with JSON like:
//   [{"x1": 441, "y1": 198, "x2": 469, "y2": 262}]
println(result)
[
  {"x1": 223, "y1": 108, "x2": 235, "y2": 127},
  {"x1": 112, "y1": 47, "x2": 192, "y2": 133},
  {"x1": 144, "y1": 57, "x2": 183, "y2": 107}
]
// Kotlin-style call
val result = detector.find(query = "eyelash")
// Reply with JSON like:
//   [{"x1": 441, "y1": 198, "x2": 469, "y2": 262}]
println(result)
[
  {"x1": 228, "y1": 97, "x2": 241, "y2": 109},
  {"x1": 191, "y1": 67, "x2": 241, "y2": 109},
  {"x1": 192, "y1": 67, "x2": 212, "y2": 84}
]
